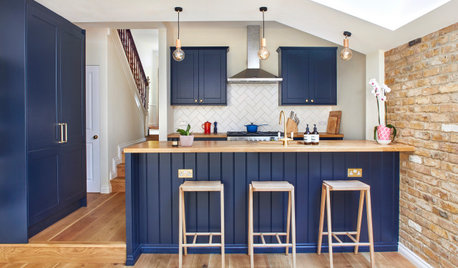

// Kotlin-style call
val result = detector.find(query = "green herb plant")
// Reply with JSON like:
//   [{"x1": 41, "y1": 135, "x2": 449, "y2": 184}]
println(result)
[{"x1": 177, "y1": 124, "x2": 191, "y2": 136}]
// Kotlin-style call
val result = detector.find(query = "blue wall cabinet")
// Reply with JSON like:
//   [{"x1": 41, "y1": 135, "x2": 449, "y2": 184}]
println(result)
[
  {"x1": 171, "y1": 47, "x2": 228, "y2": 105},
  {"x1": 0, "y1": 0, "x2": 86, "y2": 241},
  {"x1": 278, "y1": 47, "x2": 337, "y2": 105}
]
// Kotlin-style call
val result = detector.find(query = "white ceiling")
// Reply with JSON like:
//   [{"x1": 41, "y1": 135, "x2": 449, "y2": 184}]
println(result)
[
  {"x1": 310, "y1": 0, "x2": 451, "y2": 30},
  {"x1": 36, "y1": 0, "x2": 458, "y2": 54}
]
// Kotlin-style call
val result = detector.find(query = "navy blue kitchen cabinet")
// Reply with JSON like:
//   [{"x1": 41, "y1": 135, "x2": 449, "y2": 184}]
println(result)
[
  {"x1": 278, "y1": 47, "x2": 337, "y2": 105},
  {"x1": 125, "y1": 152, "x2": 400, "y2": 265},
  {"x1": 0, "y1": 0, "x2": 86, "y2": 242},
  {"x1": 171, "y1": 47, "x2": 228, "y2": 105}
]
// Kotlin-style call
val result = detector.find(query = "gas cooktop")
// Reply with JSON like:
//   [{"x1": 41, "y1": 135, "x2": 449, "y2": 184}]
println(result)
[{"x1": 227, "y1": 131, "x2": 281, "y2": 136}]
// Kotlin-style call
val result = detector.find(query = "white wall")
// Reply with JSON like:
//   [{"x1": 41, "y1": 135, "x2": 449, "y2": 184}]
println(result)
[
  {"x1": 85, "y1": 28, "x2": 145, "y2": 193},
  {"x1": 167, "y1": 22, "x2": 366, "y2": 139},
  {"x1": 365, "y1": 50, "x2": 385, "y2": 140}
]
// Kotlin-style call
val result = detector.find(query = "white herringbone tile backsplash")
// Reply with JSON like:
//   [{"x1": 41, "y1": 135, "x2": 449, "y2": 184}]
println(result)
[{"x1": 173, "y1": 84, "x2": 333, "y2": 133}]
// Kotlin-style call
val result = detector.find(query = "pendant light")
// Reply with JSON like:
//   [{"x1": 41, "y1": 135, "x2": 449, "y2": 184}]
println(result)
[
  {"x1": 258, "y1": 7, "x2": 270, "y2": 60},
  {"x1": 172, "y1": 7, "x2": 185, "y2": 62},
  {"x1": 340, "y1": 31, "x2": 352, "y2": 61}
]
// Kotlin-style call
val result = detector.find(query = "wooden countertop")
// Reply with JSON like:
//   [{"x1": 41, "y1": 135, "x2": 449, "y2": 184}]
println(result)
[
  {"x1": 124, "y1": 140, "x2": 414, "y2": 153},
  {"x1": 167, "y1": 132, "x2": 344, "y2": 138},
  {"x1": 168, "y1": 133, "x2": 228, "y2": 138}
]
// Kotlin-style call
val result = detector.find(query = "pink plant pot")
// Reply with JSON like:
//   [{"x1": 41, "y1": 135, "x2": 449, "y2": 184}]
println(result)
[
  {"x1": 179, "y1": 135, "x2": 194, "y2": 147},
  {"x1": 377, "y1": 125, "x2": 392, "y2": 144}
]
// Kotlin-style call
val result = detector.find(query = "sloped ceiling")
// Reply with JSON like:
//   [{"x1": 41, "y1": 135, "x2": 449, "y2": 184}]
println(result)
[{"x1": 36, "y1": 0, "x2": 458, "y2": 54}]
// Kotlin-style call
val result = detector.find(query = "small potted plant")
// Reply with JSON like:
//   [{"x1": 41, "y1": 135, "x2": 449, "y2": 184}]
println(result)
[
  {"x1": 177, "y1": 124, "x2": 194, "y2": 147},
  {"x1": 369, "y1": 79, "x2": 397, "y2": 144}
]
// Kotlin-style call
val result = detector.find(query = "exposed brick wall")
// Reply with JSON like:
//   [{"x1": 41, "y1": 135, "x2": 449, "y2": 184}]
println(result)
[{"x1": 385, "y1": 23, "x2": 457, "y2": 267}]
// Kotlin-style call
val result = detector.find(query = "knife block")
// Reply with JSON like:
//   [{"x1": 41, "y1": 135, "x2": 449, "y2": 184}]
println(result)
[{"x1": 286, "y1": 118, "x2": 298, "y2": 134}]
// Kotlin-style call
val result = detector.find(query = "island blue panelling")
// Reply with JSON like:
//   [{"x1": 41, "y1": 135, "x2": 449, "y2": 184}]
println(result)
[{"x1": 126, "y1": 152, "x2": 400, "y2": 265}]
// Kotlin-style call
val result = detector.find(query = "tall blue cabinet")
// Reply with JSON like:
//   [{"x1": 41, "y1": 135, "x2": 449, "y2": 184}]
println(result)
[
  {"x1": 278, "y1": 47, "x2": 337, "y2": 105},
  {"x1": 171, "y1": 47, "x2": 228, "y2": 105},
  {"x1": 0, "y1": 0, "x2": 86, "y2": 242}
]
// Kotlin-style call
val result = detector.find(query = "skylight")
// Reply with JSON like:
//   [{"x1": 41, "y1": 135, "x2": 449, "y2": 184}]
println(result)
[{"x1": 310, "y1": 0, "x2": 451, "y2": 30}]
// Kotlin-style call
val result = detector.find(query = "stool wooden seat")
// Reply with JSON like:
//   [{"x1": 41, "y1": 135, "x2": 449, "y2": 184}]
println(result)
[
  {"x1": 248, "y1": 181, "x2": 296, "y2": 268},
  {"x1": 317, "y1": 180, "x2": 375, "y2": 268},
  {"x1": 180, "y1": 181, "x2": 223, "y2": 192},
  {"x1": 251, "y1": 181, "x2": 294, "y2": 191},
  {"x1": 179, "y1": 181, "x2": 225, "y2": 268}
]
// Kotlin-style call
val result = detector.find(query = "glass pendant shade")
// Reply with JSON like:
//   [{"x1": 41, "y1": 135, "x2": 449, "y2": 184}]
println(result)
[
  {"x1": 173, "y1": 38, "x2": 185, "y2": 61},
  {"x1": 340, "y1": 47, "x2": 352, "y2": 61},
  {"x1": 258, "y1": 38, "x2": 270, "y2": 60}
]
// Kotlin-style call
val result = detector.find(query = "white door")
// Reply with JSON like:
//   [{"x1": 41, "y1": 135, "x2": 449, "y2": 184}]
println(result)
[{"x1": 86, "y1": 66, "x2": 101, "y2": 192}]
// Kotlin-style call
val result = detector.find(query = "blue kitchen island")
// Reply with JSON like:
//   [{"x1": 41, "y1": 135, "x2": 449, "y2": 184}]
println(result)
[{"x1": 123, "y1": 140, "x2": 413, "y2": 265}]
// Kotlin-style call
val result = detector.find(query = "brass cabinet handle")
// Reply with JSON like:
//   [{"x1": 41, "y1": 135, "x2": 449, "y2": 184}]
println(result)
[
  {"x1": 311, "y1": 99, "x2": 314, "y2": 103},
  {"x1": 306, "y1": 99, "x2": 309, "y2": 103},
  {"x1": 93, "y1": 134, "x2": 98, "y2": 140},
  {"x1": 64, "y1": 123, "x2": 68, "y2": 143},
  {"x1": 58, "y1": 123, "x2": 65, "y2": 143},
  {"x1": 199, "y1": 99, "x2": 203, "y2": 103},
  {"x1": 194, "y1": 99, "x2": 198, "y2": 103}
]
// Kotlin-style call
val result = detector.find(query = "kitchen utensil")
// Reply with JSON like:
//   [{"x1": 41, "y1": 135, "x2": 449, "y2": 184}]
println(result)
[
  {"x1": 213, "y1": 121, "x2": 218, "y2": 134},
  {"x1": 294, "y1": 114, "x2": 300, "y2": 126},
  {"x1": 245, "y1": 123, "x2": 267, "y2": 133},
  {"x1": 289, "y1": 111, "x2": 294, "y2": 119},
  {"x1": 202, "y1": 121, "x2": 212, "y2": 134},
  {"x1": 326, "y1": 111, "x2": 342, "y2": 134},
  {"x1": 286, "y1": 118, "x2": 298, "y2": 134}
]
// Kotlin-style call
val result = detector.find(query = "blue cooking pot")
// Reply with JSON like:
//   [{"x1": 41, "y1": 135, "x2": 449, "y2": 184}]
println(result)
[{"x1": 245, "y1": 123, "x2": 267, "y2": 133}]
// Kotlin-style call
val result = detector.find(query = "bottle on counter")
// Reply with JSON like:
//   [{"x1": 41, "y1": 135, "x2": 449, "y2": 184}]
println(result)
[
  {"x1": 304, "y1": 124, "x2": 312, "y2": 145},
  {"x1": 311, "y1": 124, "x2": 320, "y2": 145},
  {"x1": 213, "y1": 121, "x2": 218, "y2": 134}
]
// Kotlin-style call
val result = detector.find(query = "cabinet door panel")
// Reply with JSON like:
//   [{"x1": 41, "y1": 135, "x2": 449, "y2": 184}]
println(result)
[
  {"x1": 28, "y1": 149, "x2": 59, "y2": 226},
  {"x1": 60, "y1": 27, "x2": 85, "y2": 146},
  {"x1": 171, "y1": 49, "x2": 199, "y2": 104},
  {"x1": 281, "y1": 51, "x2": 310, "y2": 104},
  {"x1": 198, "y1": 49, "x2": 227, "y2": 104},
  {"x1": 309, "y1": 48, "x2": 337, "y2": 104},
  {"x1": 59, "y1": 144, "x2": 86, "y2": 204},
  {"x1": 58, "y1": 23, "x2": 86, "y2": 204},
  {"x1": 27, "y1": 10, "x2": 59, "y2": 150}
]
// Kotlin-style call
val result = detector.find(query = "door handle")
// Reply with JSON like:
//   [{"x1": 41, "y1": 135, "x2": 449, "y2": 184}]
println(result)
[
  {"x1": 64, "y1": 123, "x2": 68, "y2": 143},
  {"x1": 93, "y1": 135, "x2": 99, "y2": 140},
  {"x1": 58, "y1": 123, "x2": 65, "y2": 143}
]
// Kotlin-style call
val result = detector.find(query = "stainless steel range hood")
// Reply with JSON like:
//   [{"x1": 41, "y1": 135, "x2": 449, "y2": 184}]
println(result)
[{"x1": 227, "y1": 25, "x2": 282, "y2": 83}]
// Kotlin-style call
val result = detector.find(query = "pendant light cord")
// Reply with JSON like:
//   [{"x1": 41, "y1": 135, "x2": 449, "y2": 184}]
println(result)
[
  {"x1": 262, "y1": 11, "x2": 265, "y2": 38},
  {"x1": 177, "y1": 11, "x2": 180, "y2": 39}
]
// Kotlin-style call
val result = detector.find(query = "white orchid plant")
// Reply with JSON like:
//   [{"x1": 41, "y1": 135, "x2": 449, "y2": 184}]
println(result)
[{"x1": 369, "y1": 79, "x2": 397, "y2": 140}]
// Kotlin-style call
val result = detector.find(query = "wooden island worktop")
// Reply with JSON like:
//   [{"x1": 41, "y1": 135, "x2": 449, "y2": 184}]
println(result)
[
  {"x1": 124, "y1": 140, "x2": 413, "y2": 265},
  {"x1": 124, "y1": 140, "x2": 414, "y2": 153}
]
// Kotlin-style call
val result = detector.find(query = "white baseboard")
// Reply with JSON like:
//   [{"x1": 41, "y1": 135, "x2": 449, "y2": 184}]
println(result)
[
  {"x1": 399, "y1": 243, "x2": 432, "y2": 268},
  {"x1": 110, "y1": 137, "x2": 147, "y2": 179}
]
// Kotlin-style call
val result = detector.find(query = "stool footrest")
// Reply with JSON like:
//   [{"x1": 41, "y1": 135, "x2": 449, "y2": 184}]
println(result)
[
  {"x1": 183, "y1": 232, "x2": 222, "y2": 248},
  {"x1": 253, "y1": 243, "x2": 293, "y2": 248},
  {"x1": 182, "y1": 243, "x2": 223, "y2": 248},
  {"x1": 330, "y1": 242, "x2": 371, "y2": 247},
  {"x1": 185, "y1": 232, "x2": 222, "y2": 236}
]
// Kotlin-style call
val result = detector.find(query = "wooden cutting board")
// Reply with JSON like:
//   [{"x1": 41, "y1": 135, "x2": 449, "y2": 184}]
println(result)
[{"x1": 326, "y1": 111, "x2": 342, "y2": 134}]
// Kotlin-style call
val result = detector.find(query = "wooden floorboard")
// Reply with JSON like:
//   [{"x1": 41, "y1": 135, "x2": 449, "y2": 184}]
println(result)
[
  {"x1": 0, "y1": 252, "x2": 415, "y2": 267},
  {"x1": 6, "y1": 193, "x2": 415, "y2": 267},
  {"x1": 30, "y1": 192, "x2": 125, "y2": 243}
]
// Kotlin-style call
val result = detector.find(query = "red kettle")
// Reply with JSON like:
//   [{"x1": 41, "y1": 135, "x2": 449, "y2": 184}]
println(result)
[{"x1": 202, "y1": 121, "x2": 212, "y2": 134}]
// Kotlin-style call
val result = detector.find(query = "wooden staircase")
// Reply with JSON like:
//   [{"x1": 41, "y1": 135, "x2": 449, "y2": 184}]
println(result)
[{"x1": 111, "y1": 153, "x2": 126, "y2": 193}]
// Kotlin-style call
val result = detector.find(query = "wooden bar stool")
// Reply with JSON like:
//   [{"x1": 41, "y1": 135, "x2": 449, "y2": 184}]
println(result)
[
  {"x1": 248, "y1": 181, "x2": 296, "y2": 268},
  {"x1": 317, "y1": 180, "x2": 375, "y2": 268},
  {"x1": 179, "y1": 181, "x2": 225, "y2": 268}
]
